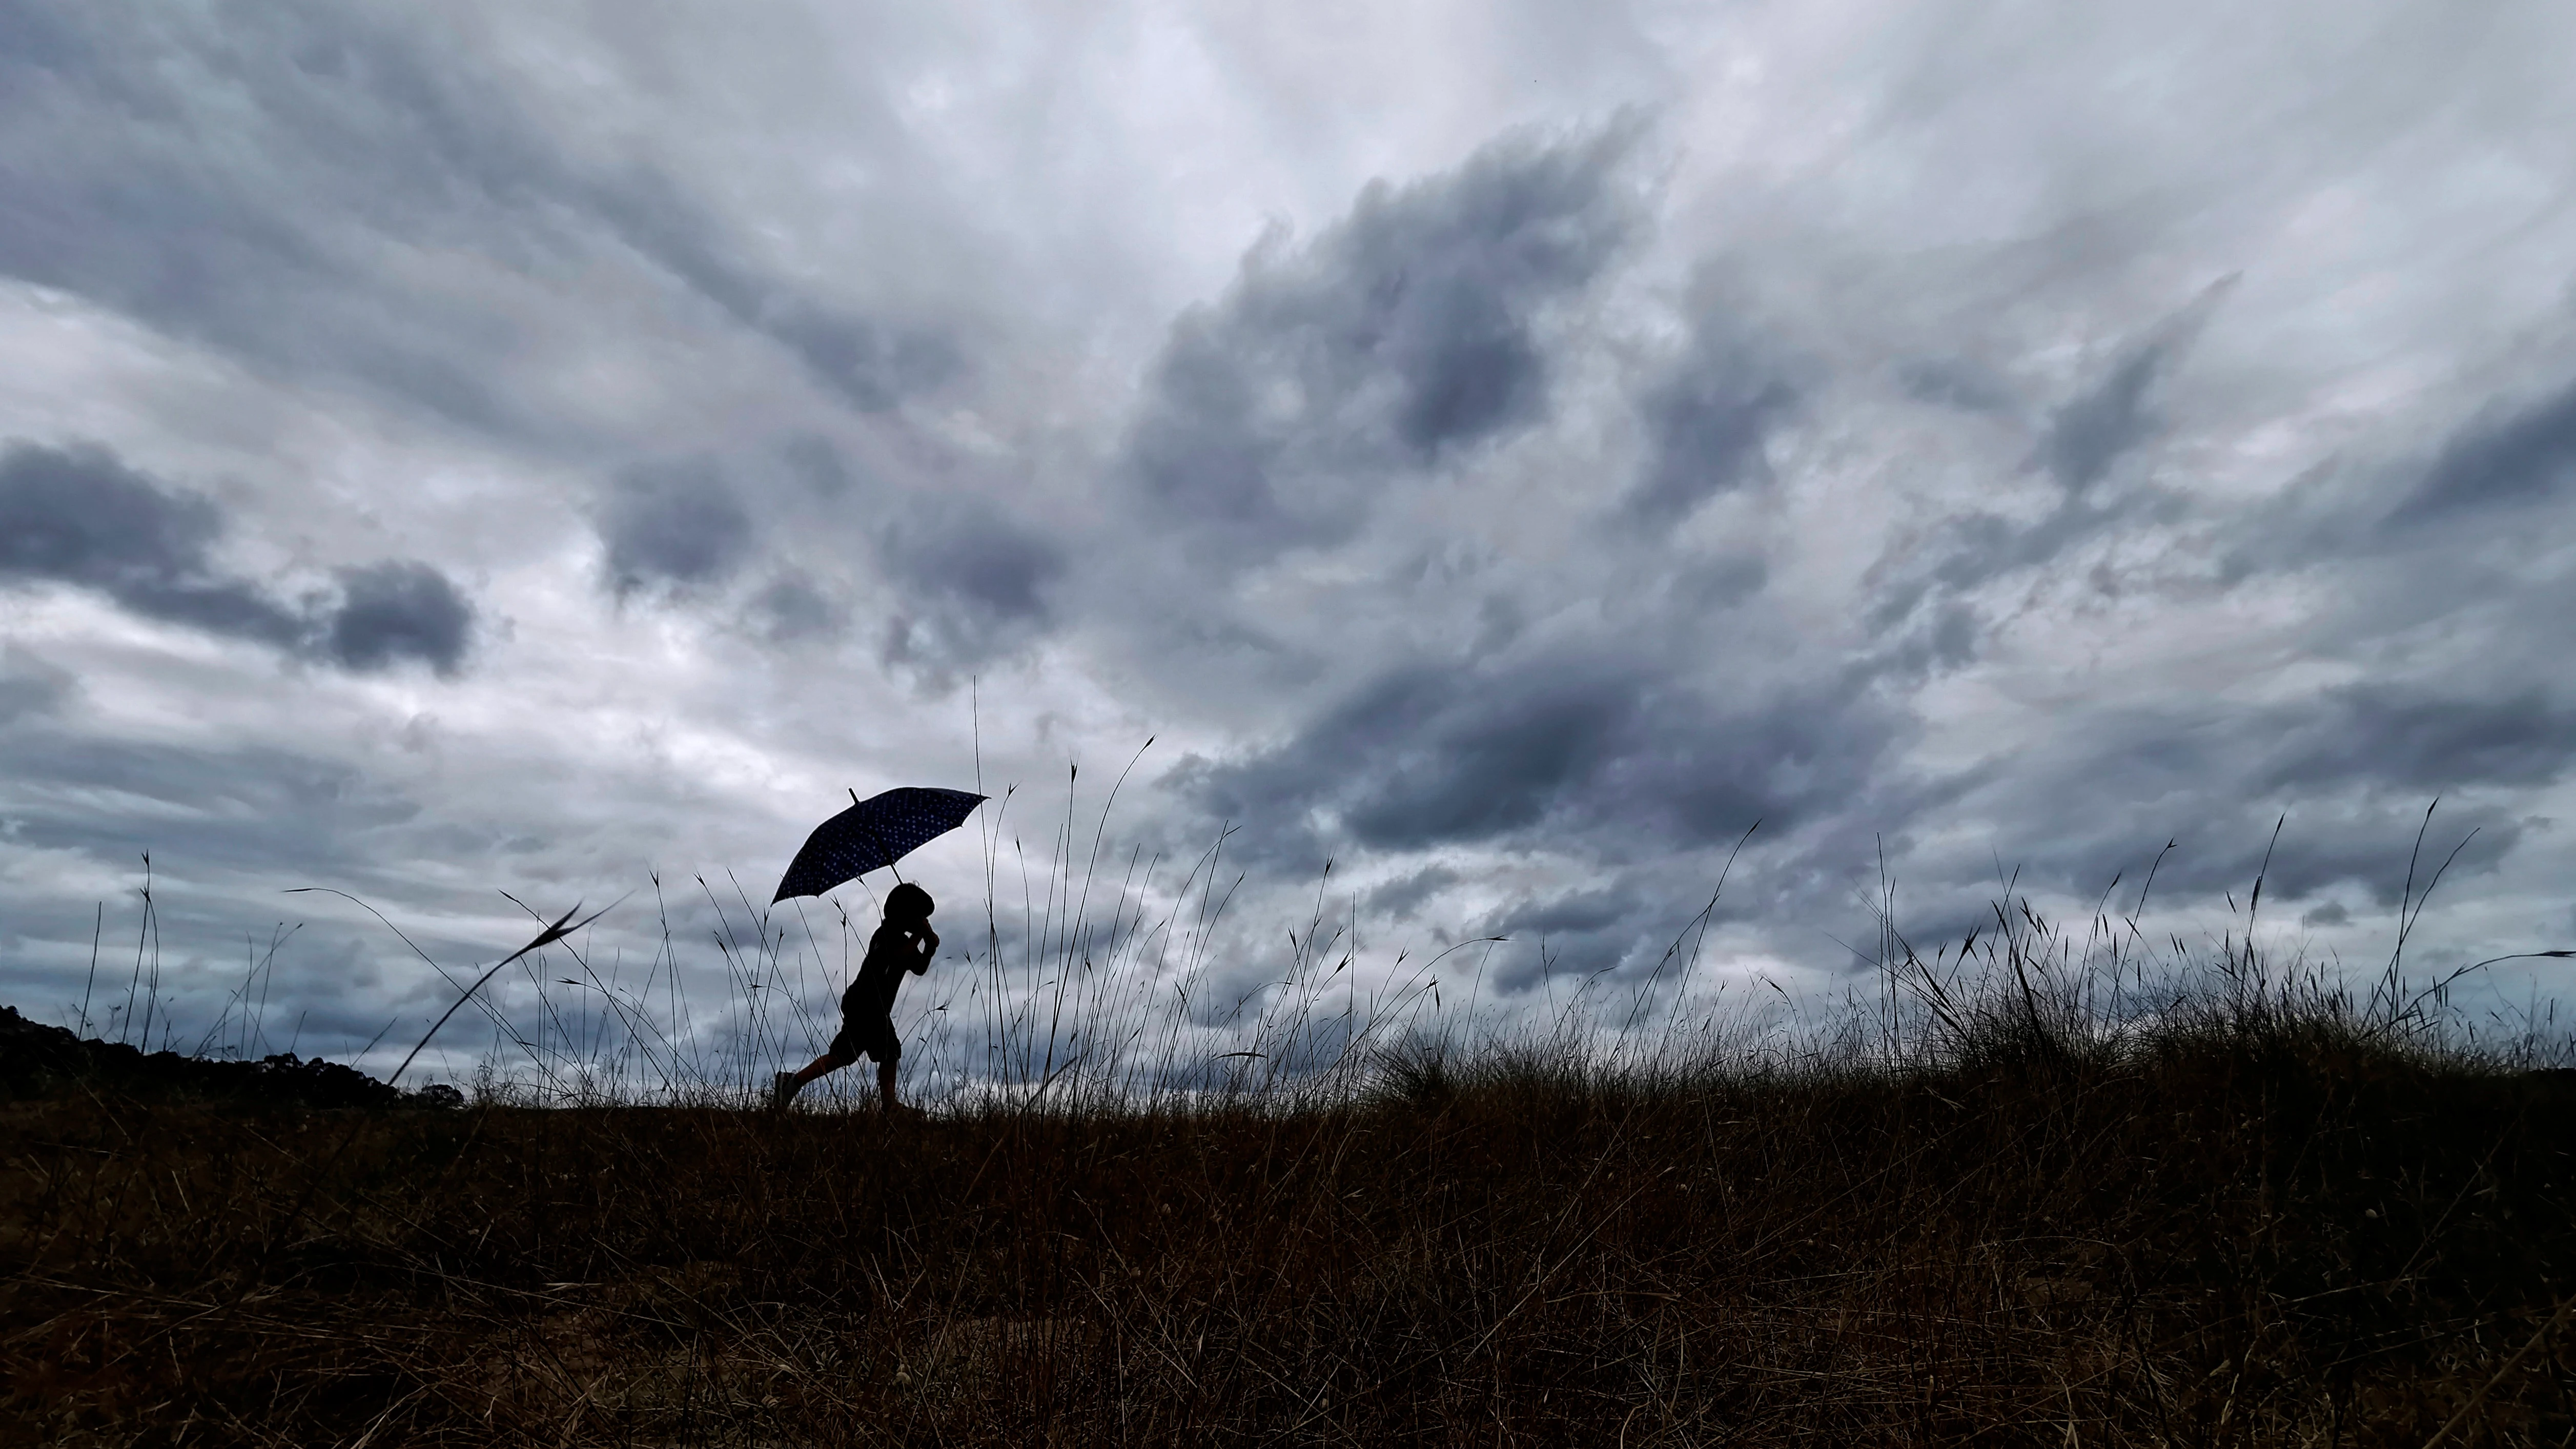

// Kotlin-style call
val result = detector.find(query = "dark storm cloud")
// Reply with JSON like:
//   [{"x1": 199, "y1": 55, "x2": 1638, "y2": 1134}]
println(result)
[
  {"x1": 1897, "y1": 280, "x2": 2237, "y2": 609},
  {"x1": 873, "y1": 487, "x2": 1066, "y2": 669},
  {"x1": 0, "y1": 8, "x2": 539, "y2": 434},
  {"x1": 0, "y1": 649, "x2": 71, "y2": 725},
  {"x1": 598, "y1": 459, "x2": 755, "y2": 595},
  {"x1": 1479, "y1": 883, "x2": 1668, "y2": 994},
  {"x1": 1859, "y1": 285, "x2": 2234, "y2": 677},
  {"x1": 1276, "y1": 660, "x2": 1631, "y2": 847},
  {"x1": 601, "y1": 432, "x2": 1053, "y2": 660},
  {"x1": 580, "y1": 171, "x2": 960, "y2": 412},
  {"x1": 1897, "y1": 358, "x2": 2016, "y2": 414},
  {"x1": 1496, "y1": 887, "x2": 1630, "y2": 937},
  {"x1": 0, "y1": 729, "x2": 421, "y2": 881},
  {"x1": 2036, "y1": 340, "x2": 2171, "y2": 494},
  {"x1": 0, "y1": 441, "x2": 308, "y2": 647},
  {"x1": 1932, "y1": 682, "x2": 2571, "y2": 917},
  {"x1": 0, "y1": 719, "x2": 485, "y2": 1059},
  {"x1": 781, "y1": 435, "x2": 855, "y2": 498},
  {"x1": 321, "y1": 561, "x2": 474, "y2": 675},
  {"x1": 879, "y1": 498, "x2": 1060, "y2": 625},
  {"x1": 749, "y1": 573, "x2": 841, "y2": 643},
  {"x1": 2387, "y1": 375, "x2": 2576, "y2": 526},
  {"x1": 0, "y1": 441, "x2": 476, "y2": 672},
  {"x1": 1990, "y1": 799, "x2": 2524, "y2": 923},
  {"x1": 0, "y1": 6, "x2": 950, "y2": 436},
  {"x1": 1628, "y1": 312, "x2": 1797, "y2": 522},
  {"x1": 2228, "y1": 371, "x2": 2576, "y2": 663},
  {"x1": 1188, "y1": 649, "x2": 1894, "y2": 862},
  {"x1": 1125, "y1": 124, "x2": 1640, "y2": 558},
  {"x1": 1363, "y1": 865, "x2": 1460, "y2": 921},
  {"x1": 2036, "y1": 277, "x2": 2234, "y2": 494},
  {"x1": 2031, "y1": 687, "x2": 2576, "y2": 823},
  {"x1": 2257, "y1": 686, "x2": 2576, "y2": 794}
]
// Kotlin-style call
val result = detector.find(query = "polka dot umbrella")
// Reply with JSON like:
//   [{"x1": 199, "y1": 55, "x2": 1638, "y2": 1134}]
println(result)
[{"x1": 770, "y1": 786, "x2": 988, "y2": 903}]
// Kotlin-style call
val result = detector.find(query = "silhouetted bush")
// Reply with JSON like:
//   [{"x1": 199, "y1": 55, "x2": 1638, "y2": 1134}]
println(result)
[{"x1": 0, "y1": 1005, "x2": 458, "y2": 1110}]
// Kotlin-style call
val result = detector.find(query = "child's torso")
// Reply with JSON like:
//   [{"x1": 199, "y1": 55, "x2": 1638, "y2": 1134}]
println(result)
[{"x1": 845, "y1": 925, "x2": 924, "y2": 1016}]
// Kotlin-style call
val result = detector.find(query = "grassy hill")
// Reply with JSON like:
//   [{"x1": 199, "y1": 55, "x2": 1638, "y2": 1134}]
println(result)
[{"x1": 6, "y1": 1002, "x2": 2572, "y2": 1445}]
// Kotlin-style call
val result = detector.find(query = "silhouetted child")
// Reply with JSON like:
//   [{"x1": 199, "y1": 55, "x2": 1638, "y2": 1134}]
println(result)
[{"x1": 771, "y1": 883, "x2": 938, "y2": 1111}]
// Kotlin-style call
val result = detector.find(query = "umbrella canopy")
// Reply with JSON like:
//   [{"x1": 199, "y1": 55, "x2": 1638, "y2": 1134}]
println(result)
[{"x1": 771, "y1": 786, "x2": 987, "y2": 903}]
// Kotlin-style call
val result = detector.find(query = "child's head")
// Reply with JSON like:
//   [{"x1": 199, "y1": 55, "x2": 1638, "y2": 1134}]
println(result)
[{"x1": 885, "y1": 882, "x2": 935, "y2": 924}]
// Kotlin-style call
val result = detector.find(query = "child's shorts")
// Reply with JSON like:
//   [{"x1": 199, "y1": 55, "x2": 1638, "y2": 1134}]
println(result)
[{"x1": 831, "y1": 1010, "x2": 901, "y2": 1064}]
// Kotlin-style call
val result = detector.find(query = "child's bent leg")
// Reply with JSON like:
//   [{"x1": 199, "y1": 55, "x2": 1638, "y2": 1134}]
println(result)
[
  {"x1": 771, "y1": 1049, "x2": 853, "y2": 1111},
  {"x1": 791, "y1": 1051, "x2": 850, "y2": 1088},
  {"x1": 877, "y1": 1060, "x2": 898, "y2": 1109}
]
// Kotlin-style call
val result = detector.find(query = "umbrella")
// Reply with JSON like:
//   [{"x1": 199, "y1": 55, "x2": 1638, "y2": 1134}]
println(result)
[{"x1": 771, "y1": 786, "x2": 987, "y2": 903}]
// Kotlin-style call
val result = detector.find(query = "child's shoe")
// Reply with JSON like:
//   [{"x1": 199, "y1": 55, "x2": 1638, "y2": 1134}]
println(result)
[{"x1": 769, "y1": 1071, "x2": 801, "y2": 1112}]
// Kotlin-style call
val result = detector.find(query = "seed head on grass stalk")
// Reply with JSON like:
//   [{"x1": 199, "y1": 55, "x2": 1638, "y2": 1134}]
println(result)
[
  {"x1": 201, "y1": 889, "x2": 620, "y2": 1357},
  {"x1": 387, "y1": 895, "x2": 623, "y2": 1088}
]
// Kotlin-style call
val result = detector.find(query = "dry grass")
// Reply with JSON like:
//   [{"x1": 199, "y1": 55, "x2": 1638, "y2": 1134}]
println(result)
[
  {"x1": 10, "y1": 806, "x2": 2573, "y2": 1443},
  {"x1": 6, "y1": 1012, "x2": 2573, "y2": 1445}
]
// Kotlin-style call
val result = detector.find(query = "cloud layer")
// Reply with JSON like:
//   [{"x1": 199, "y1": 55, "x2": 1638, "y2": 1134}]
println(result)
[
  {"x1": 0, "y1": 442, "x2": 473, "y2": 674},
  {"x1": 3, "y1": 1, "x2": 2574, "y2": 1074}
]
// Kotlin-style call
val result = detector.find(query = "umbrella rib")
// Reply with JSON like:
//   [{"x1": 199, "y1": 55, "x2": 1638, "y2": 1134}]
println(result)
[{"x1": 851, "y1": 787, "x2": 906, "y2": 887}]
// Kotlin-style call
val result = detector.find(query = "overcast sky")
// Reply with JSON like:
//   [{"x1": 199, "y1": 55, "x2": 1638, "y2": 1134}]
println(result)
[{"x1": 4, "y1": 1, "x2": 2574, "y2": 1078}]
